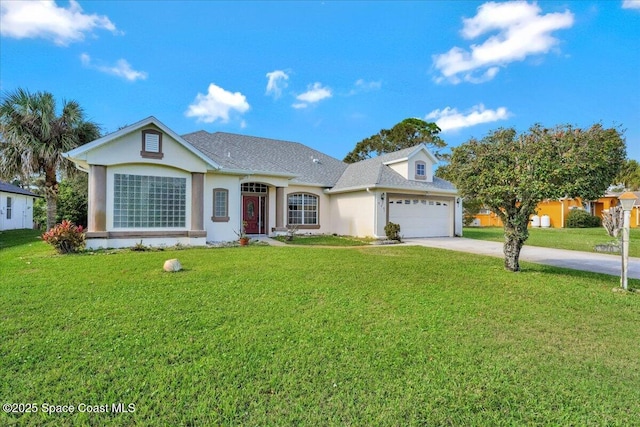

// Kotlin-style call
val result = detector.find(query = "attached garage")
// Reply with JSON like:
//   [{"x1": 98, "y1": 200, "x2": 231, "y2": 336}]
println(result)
[{"x1": 388, "y1": 195, "x2": 453, "y2": 238}]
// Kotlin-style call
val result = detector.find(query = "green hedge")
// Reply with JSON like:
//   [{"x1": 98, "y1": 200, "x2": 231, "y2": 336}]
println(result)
[{"x1": 565, "y1": 209, "x2": 601, "y2": 228}]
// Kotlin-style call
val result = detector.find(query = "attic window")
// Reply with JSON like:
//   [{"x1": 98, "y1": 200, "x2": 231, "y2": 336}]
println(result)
[
  {"x1": 415, "y1": 161, "x2": 426, "y2": 180},
  {"x1": 141, "y1": 130, "x2": 164, "y2": 159}
]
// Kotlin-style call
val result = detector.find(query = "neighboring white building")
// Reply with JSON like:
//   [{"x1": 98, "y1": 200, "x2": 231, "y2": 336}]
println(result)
[
  {"x1": 0, "y1": 181, "x2": 40, "y2": 230},
  {"x1": 63, "y1": 116, "x2": 462, "y2": 249}
]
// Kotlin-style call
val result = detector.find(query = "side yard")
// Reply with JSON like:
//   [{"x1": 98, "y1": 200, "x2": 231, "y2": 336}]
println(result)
[
  {"x1": 464, "y1": 226, "x2": 640, "y2": 257},
  {"x1": 1, "y1": 230, "x2": 639, "y2": 425}
]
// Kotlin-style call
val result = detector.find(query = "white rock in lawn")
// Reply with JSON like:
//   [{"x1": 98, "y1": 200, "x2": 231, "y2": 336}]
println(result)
[{"x1": 163, "y1": 258, "x2": 182, "y2": 272}]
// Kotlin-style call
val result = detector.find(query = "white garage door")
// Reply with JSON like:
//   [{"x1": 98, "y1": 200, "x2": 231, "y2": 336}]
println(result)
[{"x1": 388, "y1": 196, "x2": 452, "y2": 238}]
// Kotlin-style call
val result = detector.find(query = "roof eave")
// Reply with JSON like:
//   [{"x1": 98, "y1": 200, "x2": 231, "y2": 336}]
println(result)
[
  {"x1": 216, "y1": 168, "x2": 298, "y2": 179},
  {"x1": 63, "y1": 116, "x2": 222, "y2": 170},
  {"x1": 327, "y1": 183, "x2": 458, "y2": 195}
]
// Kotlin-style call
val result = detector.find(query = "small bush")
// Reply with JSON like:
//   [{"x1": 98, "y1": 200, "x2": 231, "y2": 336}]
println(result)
[
  {"x1": 131, "y1": 240, "x2": 150, "y2": 252},
  {"x1": 384, "y1": 222, "x2": 401, "y2": 241},
  {"x1": 42, "y1": 220, "x2": 86, "y2": 254},
  {"x1": 565, "y1": 209, "x2": 602, "y2": 228}
]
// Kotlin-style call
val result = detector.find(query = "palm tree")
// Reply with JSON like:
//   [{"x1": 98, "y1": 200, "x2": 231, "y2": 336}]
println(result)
[
  {"x1": 615, "y1": 159, "x2": 640, "y2": 191},
  {"x1": 0, "y1": 88, "x2": 100, "y2": 229}
]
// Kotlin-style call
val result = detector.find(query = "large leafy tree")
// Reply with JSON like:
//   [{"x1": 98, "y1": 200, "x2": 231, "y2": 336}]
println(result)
[
  {"x1": 448, "y1": 124, "x2": 625, "y2": 272},
  {"x1": 33, "y1": 174, "x2": 89, "y2": 229},
  {"x1": 436, "y1": 161, "x2": 483, "y2": 226},
  {"x1": 344, "y1": 118, "x2": 446, "y2": 163},
  {"x1": 0, "y1": 88, "x2": 100, "y2": 229}
]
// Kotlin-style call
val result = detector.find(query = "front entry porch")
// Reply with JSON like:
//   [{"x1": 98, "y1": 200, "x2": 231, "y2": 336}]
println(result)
[{"x1": 241, "y1": 182, "x2": 269, "y2": 235}]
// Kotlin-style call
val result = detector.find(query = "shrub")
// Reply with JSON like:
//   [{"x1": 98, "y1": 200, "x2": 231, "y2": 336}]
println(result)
[
  {"x1": 565, "y1": 209, "x2": 602, "y2": 228},
  {"x1": 131, "y1": 240, "x2": 150, "y2": 252},
  {"x1": 42, "y1": 220, "x2": 86, "y2": 254},
  {"x1": 384, "y1": 222, "x2": 401, "y2": 241}
]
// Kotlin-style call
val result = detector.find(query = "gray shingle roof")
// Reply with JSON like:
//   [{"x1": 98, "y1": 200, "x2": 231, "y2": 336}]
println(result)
[
  {"x1": 181, "y1": 131, "x2": 456, "y2": 193},
  {"x1": 330, "y1": 146, "x2": 456, "y2": 193},
  {"x1": 182, "y1": 131, "x2": 348, "y2": 186},
  {"x1": 0, "y1": 181, "x2": 40, "y2": 197}
]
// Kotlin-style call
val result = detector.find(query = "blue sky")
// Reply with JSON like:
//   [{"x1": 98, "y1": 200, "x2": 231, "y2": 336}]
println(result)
[{"x1": 1, "y1": 0, "x2": 639, "y2": 162}]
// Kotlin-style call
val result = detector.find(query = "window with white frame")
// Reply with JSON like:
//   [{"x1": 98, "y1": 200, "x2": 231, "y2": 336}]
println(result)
[
  {"x1": 6, "y1": 197, "x2": 12, "y2": 220},
  {"x1": 212, "y1": 188, "x2": 229, "y2": 222},
  {"x1": 415, "y1": 161, "x2": 426, "y2": 180},
  {"x1": 288, "y1": 193, "x2": 318, "y2": 226},
  {"x1": 241, "y1": 182, "x2": 268, "y2": 193},
  {"x1": 113, "y1": 174, "x2": 186, "y2": 228}
]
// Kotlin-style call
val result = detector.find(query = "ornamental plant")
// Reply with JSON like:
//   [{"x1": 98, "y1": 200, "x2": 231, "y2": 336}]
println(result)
[
  {"x1": 384, "y1": 222, "x2": 401, "y2": 241},
  {"x1": 565, "y1": 209, "x2": 601, "y2": 228},
  {"x1": 42, "y1": 220, "x2": 86, "y2": 254}
]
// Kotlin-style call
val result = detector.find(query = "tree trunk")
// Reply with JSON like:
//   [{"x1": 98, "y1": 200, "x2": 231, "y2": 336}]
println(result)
[
  {"x1": 503, "y1": 221, "x2": 527, "y2": 272},
  {"x1": 45, "y1": 189, "x2": 58, "y2": 230},
  {"x1": 44, "y1": 168, "x2": 58, "y2": 230}
]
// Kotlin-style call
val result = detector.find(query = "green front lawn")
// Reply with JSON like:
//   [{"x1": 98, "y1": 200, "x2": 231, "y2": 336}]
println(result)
[
  {"x1": 273, "y1": 234, "x2": 373, "y2": 246},
  {"x1": 1, "y1": 230, "x2": 639, "y2": 426},
  {"x1": 464, "y1": 226, "x2": 640, "y2": 257}
]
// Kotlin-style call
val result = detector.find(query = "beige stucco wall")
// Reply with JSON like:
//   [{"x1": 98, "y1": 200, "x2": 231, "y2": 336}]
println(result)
[
  {"x1": 329, "y1": 191, "x2": 378, "y2": 237},
  {"x1": 285, "y1": 185, "x2": 332, "y2": 234},
  {"x1": 388, "y1": 162, "x2": 409, "y2": 179},
  {"x1": 410, "y1": 151, "x2": 435, "y2": 182},
  {"x1": 387, "y1": 150, "x2": 435, "y2": 182},
  {"x1": 83, "y1": 125, "x2": 210, "y2": 173},
  {"x1": 204, "y1": 173, "x2": 242, "y2": 242}
]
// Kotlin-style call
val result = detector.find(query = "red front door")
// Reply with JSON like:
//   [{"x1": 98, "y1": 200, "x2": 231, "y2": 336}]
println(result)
[{"x1": 243, "y1": 196, "x2": 265, "y2": 234}]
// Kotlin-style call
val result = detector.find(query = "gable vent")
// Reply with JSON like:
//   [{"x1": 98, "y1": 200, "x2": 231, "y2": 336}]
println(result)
[{"x1": 145, "y1": 133, "x2": 160, "y2": 153}]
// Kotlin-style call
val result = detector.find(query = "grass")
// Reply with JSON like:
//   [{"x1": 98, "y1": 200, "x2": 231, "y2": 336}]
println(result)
[
  {"x1": 464, "y1": 226, "x2": 640, "y2": 257},
  {"x1": 1, "y1": 229, "x2": 639, "y2": 426},
  {"x1": 272, "y1": 234, "x2": 373, "y2": 246}
]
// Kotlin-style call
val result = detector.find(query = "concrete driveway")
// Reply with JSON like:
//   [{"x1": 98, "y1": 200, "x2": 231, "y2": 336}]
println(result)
[{"x1": 404, "y1": 237, "x2": 640, "y2": 279}]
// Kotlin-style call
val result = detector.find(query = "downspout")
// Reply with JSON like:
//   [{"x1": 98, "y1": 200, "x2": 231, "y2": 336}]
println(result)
[
  {"x1": 561, "y1": 199, "x2": 565, "y2": 228},
  {"x1": 366, "y1": 188, "x2": 377, "y2": 238}
]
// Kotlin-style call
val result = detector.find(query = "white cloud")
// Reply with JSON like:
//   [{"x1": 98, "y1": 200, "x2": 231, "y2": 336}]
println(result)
[
  {"x1": 292, "y1": 103, "x2": 308, "y2": 109},
  {"x1": 355, "y1": 79, "x2": 382, "y2": 91},
  {"x1": 80, "y1": 53, "x2": 147, "y2": 81},
  {"x1": 425, "y1": 104, "x2": 510, "y2": 132},
  {"x1": 293, "y1": 82, "x2": 332, "y2": 108},
  {"x1": 347, "y1": 79, "x2": 382, "y2": 95},
  {"x1": 622, "y1": 0, "x2": 640, "y2": 9},
  {"x1": 185, "y1": 83, "x2": 250, "y2": 124},
  {"x1": 433, "y1": 1, "x2": 574, "y2": 84},
  {"x1": 265, "y1": 70, "x2": 289, "y2": 98},
  {"x1": 0, "y1": 0, "x2": 118, "y2": 46}
]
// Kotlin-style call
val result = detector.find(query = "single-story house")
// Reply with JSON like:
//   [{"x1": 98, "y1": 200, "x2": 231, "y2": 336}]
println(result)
[
  {"x1": 0, "y1": 181, "x2": 40, "y2": 230},
  {"x1": 63, "y1": 116, "x2": 461, "y2": 249}
]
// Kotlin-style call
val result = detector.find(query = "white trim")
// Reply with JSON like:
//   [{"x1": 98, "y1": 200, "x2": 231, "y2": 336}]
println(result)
[
  {"x1": 382, "y1": 144, "x2": 438, "y2": 166},
  {"x1": 325, "y1": 184, "x2": 457, "y2": 196},
  {"x1": 63, "y1": 116, "x2": 221, "y2": 170}
]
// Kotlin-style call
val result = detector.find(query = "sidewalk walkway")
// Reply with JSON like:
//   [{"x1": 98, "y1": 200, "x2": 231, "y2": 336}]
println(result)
[{"x1": 403, "y1": 237, "x2": 640, "y2": 279}]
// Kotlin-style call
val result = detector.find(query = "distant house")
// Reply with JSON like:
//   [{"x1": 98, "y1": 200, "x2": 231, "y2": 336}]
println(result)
[
  {"x1": 63, "y1": 116, "x2": 461, "y2": 249},
  {"x1": 0, "y1": 181, "x2": 40, "y2": 230},
  {"x1": 472, "y1": 193, "x2": 640, "y2": 229}
]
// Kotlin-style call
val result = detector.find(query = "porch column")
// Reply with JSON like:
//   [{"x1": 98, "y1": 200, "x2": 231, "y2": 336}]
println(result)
[
  {"x1": 88, "y1": 165, "x2": 106, "y2": 232},
  {"x1": 276, "y1": 187, "x2": 285, "y2": 229},
  {"x1": 191, "y1": 173, "x2": 205, "y2": 234}
]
